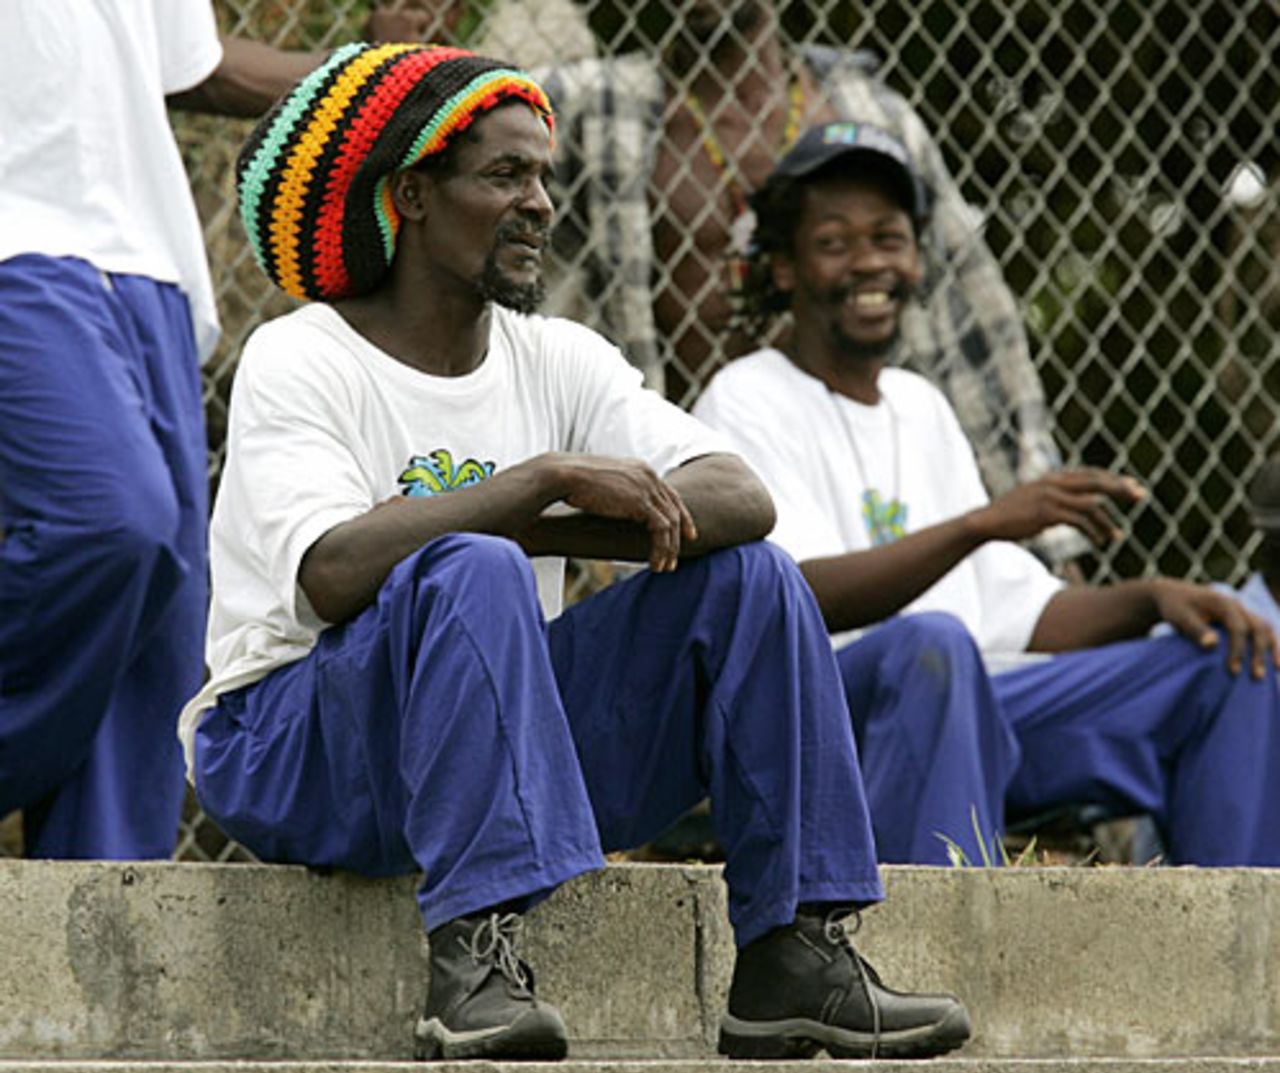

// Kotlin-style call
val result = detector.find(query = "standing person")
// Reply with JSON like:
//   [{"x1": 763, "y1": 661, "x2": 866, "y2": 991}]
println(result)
[
  {"x1": 695, "y1": 121, "x2": 1280, "y2": 866},
  {"x1": 0, "y1": 1, "x2": 420, "y2": 860},
  {"x1": 182, "y1": 45, "x2": 970, "y2": 1061}
]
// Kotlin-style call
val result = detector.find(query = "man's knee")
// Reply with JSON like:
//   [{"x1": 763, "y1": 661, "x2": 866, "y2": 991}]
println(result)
[
  {"x1": 395, "y1": 532, "x2": 539, "y2": 610},
  {"x1": 842, "y1": 613, "x2": 990, "y2": 733},
  {"x1": 695, "y1": 539, "x2": 808, "y2": 597},
  {"x1": 890, "y1": 611, "x2": 979, "y2": 654}
]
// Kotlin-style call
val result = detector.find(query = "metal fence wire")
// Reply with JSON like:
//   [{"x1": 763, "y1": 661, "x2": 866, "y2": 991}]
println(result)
[{"x1": 160, "y1": 0, "x2": 1280, "y2": 857}]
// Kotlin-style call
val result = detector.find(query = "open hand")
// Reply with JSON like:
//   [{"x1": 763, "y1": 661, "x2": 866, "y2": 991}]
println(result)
[
  {"x1": 973, "y1": 468, "x2": 1147, "y2": 547},
  {"x1": 1151, "y1": 578, "x2": 1278, "y2": 678}
]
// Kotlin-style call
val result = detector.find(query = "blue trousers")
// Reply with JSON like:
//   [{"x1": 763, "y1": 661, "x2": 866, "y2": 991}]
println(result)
[
  {"x1": 838, "y1": 612, "x2": 1280, "y2": 865},
  {"x1": 195, "y1": 535, "x2": 882, "y2": 945},
  {"x1": 0, "y1": 255, "x2": 206, "y2": 858}
]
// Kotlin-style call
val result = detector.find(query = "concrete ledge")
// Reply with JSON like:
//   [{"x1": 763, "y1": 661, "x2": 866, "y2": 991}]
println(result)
[
  {"x1": 2, "y1": 862, "x2": 1279, "y2": 1060},
  {"x1": 8, "y1": 1062, "x2": 1280, "y2": 1073}
]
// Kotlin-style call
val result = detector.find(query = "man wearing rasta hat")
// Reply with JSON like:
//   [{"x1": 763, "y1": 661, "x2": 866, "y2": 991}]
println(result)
[
  {"x1": 180, "y1": 46, "x2": 969, "y2": 1062},
  {"x1": 697, "y1": 121, "x2": 1280, "y2": 869}
]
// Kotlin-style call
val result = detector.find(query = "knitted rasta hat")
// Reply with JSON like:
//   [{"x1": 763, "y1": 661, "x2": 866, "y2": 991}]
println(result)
[{"x1": 236, "y1": 43, "x2": 554, "y2": 302}]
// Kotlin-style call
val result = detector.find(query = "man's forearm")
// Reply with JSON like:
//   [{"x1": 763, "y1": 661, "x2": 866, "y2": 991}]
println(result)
[
  {"x1": 1027, "y1": 581, "x2": 1162, "y2": 652},
  {"x1": 519, "y1": 453, "x2": 775, "y2": 561},
  {"x1": 800, "y1": 514, "x2": 988, "y2": 633},
  {"x1": 168, "y1": 37, "x2": 328, "y2": 117},
  {"x1": 300, "y1": 459, "x2": 564, "y2": 624}
]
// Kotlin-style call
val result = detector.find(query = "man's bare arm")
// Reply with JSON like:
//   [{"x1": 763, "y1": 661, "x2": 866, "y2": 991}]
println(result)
[
  {"x1": 166, "y1": 5, "x2": 449, "y2": 118},
  {"x1": 802, "y1": 469, "x2": 1144, "y2": 633},
  {"x1": 300, "y1": 452, "x2": 772, "y2": 626},
  {"x1": 167, "y1": 37, "x2": 327, "y2": 117},
  {"x1": 516, "y1": 452, "x2": 775, "y2": 565},
  {"x1": 1029, "y1": 580, "x2": 1277, "y2": 679}
]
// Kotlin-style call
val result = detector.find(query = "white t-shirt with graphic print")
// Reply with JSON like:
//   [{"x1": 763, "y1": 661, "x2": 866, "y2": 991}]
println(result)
[
  {"x1": 178, "y1": 303, "x2": 729, "y2": 770},
  {"x1": 693, "y1": 347, "x2": 1063, "y2": 653}
]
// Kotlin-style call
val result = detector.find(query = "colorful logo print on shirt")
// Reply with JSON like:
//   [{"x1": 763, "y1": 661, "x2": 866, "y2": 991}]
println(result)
[
  {"x1": 861, "y1": 489, "x2": 907, "y2": 546},
  {"x1": 399, "y1": 449, "x2": 496, "y2": 496}
]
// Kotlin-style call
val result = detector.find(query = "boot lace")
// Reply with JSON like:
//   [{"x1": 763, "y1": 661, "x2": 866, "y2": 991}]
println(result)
[
  {"x1": 823, "y1": 909, "x2": 881, "y2": 1058},
  {"x1": 459, "y1": 911, "x2": 531, "y2": 992}
]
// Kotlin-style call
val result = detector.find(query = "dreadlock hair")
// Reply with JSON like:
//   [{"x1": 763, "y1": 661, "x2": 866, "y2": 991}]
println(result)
[{"x1": 734, "y1": 172, "x2": 807, "y2": 341}]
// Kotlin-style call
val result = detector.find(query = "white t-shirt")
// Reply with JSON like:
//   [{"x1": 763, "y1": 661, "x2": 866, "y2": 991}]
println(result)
[
  {"x1": 694, "y1": 348, "x2": 1063, "y2": 653},
  {"x1": 0, "y1": 1, "x2": 222, "y2": 360},
  {"x1": 178, "y1": 304, "x2": 731, "y2": 769}
]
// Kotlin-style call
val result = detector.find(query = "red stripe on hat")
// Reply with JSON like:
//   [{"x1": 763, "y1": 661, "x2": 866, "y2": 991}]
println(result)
[{"x1": 311, "y1": 47, "x2": 471, "y2": 298}]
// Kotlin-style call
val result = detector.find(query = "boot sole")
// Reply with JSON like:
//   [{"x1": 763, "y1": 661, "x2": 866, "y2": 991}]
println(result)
[
  {"x1": 718, "y1": 1001, "x2": 971, "y2": 1060},
  {"x1": 414, "y1": 1005, "x2": 569, "y2": 1061}
]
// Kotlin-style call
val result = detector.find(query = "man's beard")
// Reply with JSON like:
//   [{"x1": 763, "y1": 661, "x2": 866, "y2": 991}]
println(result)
[
  {"x1": 830, "y1": 323, "x2": 902, "y2": 362},
  {"x1": 822, "y1": 279, "x2": 913, "y2": 362},
  {"x1": 478, "y1": 220, "x2": 548, "y2": 315}
]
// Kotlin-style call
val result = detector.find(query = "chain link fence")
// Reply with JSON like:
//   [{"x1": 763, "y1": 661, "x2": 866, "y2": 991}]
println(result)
[{"x1": 97, "y1": 0, "x2": 1280, "y2": 859}]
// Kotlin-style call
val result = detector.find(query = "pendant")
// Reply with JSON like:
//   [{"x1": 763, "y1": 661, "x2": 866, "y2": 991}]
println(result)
[
  {"x1": 728, "y1": 206, "x2": 757, "y2": 258},
  {"x1": 861, "y1": 489, "x2": 906, "y2": 546},
  {"x1": 726, "y1": 207, "x2": 757, "y2": 290}
]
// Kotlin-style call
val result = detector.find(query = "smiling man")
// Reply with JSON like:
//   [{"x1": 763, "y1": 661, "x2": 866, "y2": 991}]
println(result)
[
  {"x1": 696, "y1": 121, "x2": 1280, "y2": 868},
  {"x1": 181, "y1": 49, "x2": 970, "y2": 1062}
]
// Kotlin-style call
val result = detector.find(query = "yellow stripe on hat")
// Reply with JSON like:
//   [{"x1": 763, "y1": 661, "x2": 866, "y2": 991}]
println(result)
[{"x1": 268, "y1": 43, "x2": 419, "y2": 299}]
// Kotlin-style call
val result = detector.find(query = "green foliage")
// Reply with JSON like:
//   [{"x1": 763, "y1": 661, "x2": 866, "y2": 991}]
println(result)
[{"x1": 935, "y1": 806, "x2": 1040, "y2": 868}]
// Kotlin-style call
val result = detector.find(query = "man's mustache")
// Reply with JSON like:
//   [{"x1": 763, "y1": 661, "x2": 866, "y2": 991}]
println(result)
[{"x1": 495, "y1": 218, "x2": 550, "y2": 247}]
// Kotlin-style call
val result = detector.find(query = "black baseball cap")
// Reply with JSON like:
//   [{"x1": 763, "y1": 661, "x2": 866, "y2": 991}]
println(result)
[{"x1": 769, "y1": 121, "x2": 930, "y2": 227}]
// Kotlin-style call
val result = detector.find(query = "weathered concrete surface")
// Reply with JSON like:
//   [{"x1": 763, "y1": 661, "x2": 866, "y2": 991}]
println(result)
[
  {"x1": 0, "y1": 861, "x2": 717, "y2": 1061},
  {"x1": 860, "y1": 868, "x2": 1280, "y2": 1060},
  {"x1": 2, "y1": 861, "x2": 1280, "y2": 1061},
  {"x1": 9, "y1": 1062, "x2": 1280, "y2": 1073}
]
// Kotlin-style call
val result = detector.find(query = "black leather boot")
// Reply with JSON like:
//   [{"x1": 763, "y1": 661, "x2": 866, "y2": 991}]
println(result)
[
  {"x1": 414, "y1": 911, "x2": 568, "y2": 1061},
  {"x1": 719, "y1": 908, "x2": 970, "y2": 1059}
]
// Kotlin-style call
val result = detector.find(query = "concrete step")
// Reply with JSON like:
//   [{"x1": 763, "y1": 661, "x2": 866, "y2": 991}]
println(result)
[
  {"x1": 2, "y1": 861, "x2": 1279, "y2": 1061},
  {"x1": 8, "y1": 1063, "x2": 1280, "y2": 1073}
]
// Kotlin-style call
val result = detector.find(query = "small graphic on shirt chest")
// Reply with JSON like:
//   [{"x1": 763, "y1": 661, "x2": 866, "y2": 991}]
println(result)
[
  {"x1": 861, "y1": 489, "x2": 907, "y2": 546},
  {"x1": 399, "y1": 449, "x2": 496, "y2": 497}
]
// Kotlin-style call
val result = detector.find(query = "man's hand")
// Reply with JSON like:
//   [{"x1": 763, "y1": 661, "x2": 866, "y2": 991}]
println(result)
[
  {"x1": 556, "y1": 455, "x2": 697, "y2": 572},
  {"x1": 1150, "y1": 578, "x2": 1278, "y2": 678},
  {"x1": 970, "y1": 468, "x2": 1147, "y2": 547}
]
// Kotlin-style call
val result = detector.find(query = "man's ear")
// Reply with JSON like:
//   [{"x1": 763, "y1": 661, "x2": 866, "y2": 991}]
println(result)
[
  {"x1": 905, "y1": 243, "x2": 926, "y2": 292},
  {"x1": 391, "y1": 169, "x2": 430, "y2": 221}
]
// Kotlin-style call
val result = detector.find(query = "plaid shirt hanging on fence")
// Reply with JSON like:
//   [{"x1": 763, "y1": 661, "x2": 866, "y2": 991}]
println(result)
[{"x1": 538, "y1": 45, "x2": 1085, "y2": 567}]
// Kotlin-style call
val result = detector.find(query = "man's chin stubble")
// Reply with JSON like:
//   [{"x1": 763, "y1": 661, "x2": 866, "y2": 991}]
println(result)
[
  {"x1": 479, "y1": 260, "x2": 546, "y2": 316},
  {"x1": 831, "y1": 327, "x2": 901, "y2": 363}
]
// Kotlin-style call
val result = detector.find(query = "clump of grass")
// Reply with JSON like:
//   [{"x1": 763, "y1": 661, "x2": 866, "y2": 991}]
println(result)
[{"x1": 935, "y1": 805, "x2": 1041, "y2": 867}]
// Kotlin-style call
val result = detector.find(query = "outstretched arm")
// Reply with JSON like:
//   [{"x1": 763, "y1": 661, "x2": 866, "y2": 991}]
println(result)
[
  {"x1": 300, "y1": 451, "x2": 772, "y2": 625},
  {"x1": 802, "y1": 469, "x2": 1144, "y2": 633},
  {"x1": 166, "y1": 37, "x2": 328, "y2": 116},
  {"x1": 166, "y1": 4, "x2": 448, "y2": 117}
]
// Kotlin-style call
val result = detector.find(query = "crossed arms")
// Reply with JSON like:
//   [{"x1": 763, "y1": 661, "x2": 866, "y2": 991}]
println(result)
[{"x1": 300, "y1": 452, "x2": 773, "y2": 624}]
